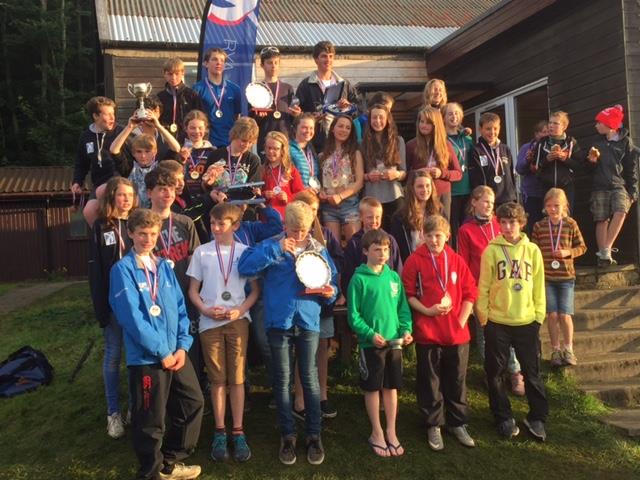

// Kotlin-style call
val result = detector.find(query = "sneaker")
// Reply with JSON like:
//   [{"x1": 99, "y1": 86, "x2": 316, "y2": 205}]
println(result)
[
  {"x1": 427, "y1": 426, "x2": 444, "y2": 451},
  {"x1": 292, "y1": 407, "x2": 306, "y2": 422},
  {"x1": 550, "y1": 350, "x2": 564, "y2": 367},
  {"x1": 563, "y1": 349, "x2": 578, "y2": 366},
  {"x1": 210, "y1": 432, "x2": 229, "y2": 462},
  {"x1": 448, "y1": 425, "x2": 476, "y2": 448},
  {"x1": 232, "y1": 434, "x2": 252, "y2": 462},
  {"x1": 320, "y1": 400, "x2": 338, "y2": 419},
  {"x1": 511, "y1": 372, "x2": 525, "y2": 396},
  {"x1": 497, "y1": 418, "x2": 520, "y2": 439},
  {"x1": 306, "y1": 434, "x2": 325, "y2": 465},
  {"x1": 106, "y1": 413, "x2": 125, "y2": 439},
  {"x1": 524, "y1": 418, "x2": 547, "y2": 442},
  {"x1": 158, "y1": 462, "x2": 201, "y2": 480},
  {"x1": 279, "y1": 435, "x2": 297, "y2": 465}
]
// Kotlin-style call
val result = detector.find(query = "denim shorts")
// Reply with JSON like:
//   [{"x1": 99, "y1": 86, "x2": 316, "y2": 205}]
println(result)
[
  {"x1": 545, "y1": 279, "x2": 575, "y2": 315},
  {"x1": 319, "y1": 316, "x2": 335, "y2": 339},
  {"x1": 321, "y1": 195, "x2": 360, "y2": 225}
]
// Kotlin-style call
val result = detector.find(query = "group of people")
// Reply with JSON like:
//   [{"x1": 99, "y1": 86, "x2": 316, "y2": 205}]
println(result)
[{"x1": 75, "y1": 40, "x2": 639, "y2": 480}]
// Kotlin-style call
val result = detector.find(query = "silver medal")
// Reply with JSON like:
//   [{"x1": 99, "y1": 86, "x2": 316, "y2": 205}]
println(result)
[
  {"x1": 494, "y1": 175, "x2": 502, "y2": 184},
  {"x1": 551, "y1": 260, "x2": 560, "y2": 270},
  {"x1": 215, "y1": 109, "x2": 223, "y2": 118},
  {"x1": 273, "y1": 185, "x2": 282, "y2": 195},
  {"x1": 149, "y1": 304, "x2": 162, "y2": 316}
]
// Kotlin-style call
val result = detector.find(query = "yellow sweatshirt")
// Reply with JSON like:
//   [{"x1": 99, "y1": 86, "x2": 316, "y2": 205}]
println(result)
[{"x1": 476, "y1": 233, "x2": 546, "y2": 327}]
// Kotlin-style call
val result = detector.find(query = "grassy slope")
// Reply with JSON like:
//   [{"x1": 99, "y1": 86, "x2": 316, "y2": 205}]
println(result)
[{"x1": 0, "y1": 284, "x2": 638, "y2": 480}]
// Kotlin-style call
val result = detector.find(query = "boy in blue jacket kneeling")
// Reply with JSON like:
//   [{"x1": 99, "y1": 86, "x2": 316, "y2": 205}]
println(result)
[
  {"x1": 238, "y1": 201, "x2": 337, "y2": 466},
  {"x1": 109, "y1": 208, "x2": 203, "y2": 480}
]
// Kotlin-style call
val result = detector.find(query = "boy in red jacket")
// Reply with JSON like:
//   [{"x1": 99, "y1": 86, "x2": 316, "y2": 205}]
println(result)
[{"x1": 402, "y1": 215, "x2": 477, "y2": 452}]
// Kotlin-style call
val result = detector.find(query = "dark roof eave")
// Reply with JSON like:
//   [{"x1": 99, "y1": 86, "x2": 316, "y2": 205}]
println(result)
[{"x1": 99, "y1": 40, "x2": 428, "y2": 55}]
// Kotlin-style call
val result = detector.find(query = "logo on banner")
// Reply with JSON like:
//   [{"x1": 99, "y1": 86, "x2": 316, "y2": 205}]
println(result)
[{"x1": 209, "y1": 0, "x2": 259, "y2": 25}]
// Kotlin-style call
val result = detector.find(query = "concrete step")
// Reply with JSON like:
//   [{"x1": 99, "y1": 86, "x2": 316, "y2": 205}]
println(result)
[
  {"x1": 572, "y1": 307, "x2": 640, "y2": 331},
  {"x1": 540, "y1": 328, "x2": 640, "y2": 357},
  {"x1": 576, "y1": 264, "x2": 639, "y2": 289},
  {"x1": 563, "y1": 352, "x2": 640, "y2": 383},
  {"x1": 574, "y1": 286, "x2": 640, "y2": 310},
  {"x1": 600, "y1": 409, "x2": 640, "y2": 437},
  {"x1": 581, "y1": 380, "x2": 640, "y2": 408}
]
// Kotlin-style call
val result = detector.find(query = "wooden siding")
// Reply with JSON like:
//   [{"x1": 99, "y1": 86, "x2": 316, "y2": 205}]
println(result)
[
  {"x1": 0, "y1": 200, "x2": 89, "y2": 281},
  {"x1": 428, "y1": 0, "x2": 637, "y2": 265}
]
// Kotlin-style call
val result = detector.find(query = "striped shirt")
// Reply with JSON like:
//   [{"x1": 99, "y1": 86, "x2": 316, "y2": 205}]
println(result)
[{"x1": 531, "y1": 216, "x2": 587, "y2": 280}]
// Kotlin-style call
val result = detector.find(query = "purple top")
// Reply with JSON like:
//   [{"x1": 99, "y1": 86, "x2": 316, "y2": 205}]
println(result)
[{"x1": 515, "y1": 141, "x2": 545, "y2": 198}]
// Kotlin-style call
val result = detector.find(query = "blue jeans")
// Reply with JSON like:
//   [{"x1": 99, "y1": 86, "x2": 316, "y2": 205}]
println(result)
[
  {"x1": 250, "y1": 302, "x2": 272, "y2": 384},
  {"x1": 268, "y1": 326, "x2": 321, "y2": 437},
  {"x1": 103, "y1": 315, "x2": 125, "y2": 415}
]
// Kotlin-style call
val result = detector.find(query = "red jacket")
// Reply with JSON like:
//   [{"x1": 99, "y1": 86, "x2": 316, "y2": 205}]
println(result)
[
  {"x1": 405, "y1": 139, "x2": 462, "y2": 194},
  {"x1": 457, "y1": 216, "x2": 501, "y2": 282},
  {"x1": 402, "y1": 244, "x2": 477, "y2": 346},
  {"x1": 262, "y1": 163, "x2": 305, "y2": 219}
]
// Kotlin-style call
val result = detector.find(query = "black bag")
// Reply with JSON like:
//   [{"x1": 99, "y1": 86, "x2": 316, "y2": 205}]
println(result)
[{"x1": 0, "y1": 346, "x2": 54, "y2": 398}]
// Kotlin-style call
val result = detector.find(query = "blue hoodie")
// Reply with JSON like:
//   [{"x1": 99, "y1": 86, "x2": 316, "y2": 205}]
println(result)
[
  {"x1": 109, "y1": 250, "x2": 193, "y2": 366},
  {"x1": 238, "y1": 234, "x2": 338, "y2": 332}
]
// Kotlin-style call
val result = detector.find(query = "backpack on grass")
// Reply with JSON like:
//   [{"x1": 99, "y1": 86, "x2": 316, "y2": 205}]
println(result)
[{"x1": 0, "y1": 346, "x2": 54, "y2": 398}]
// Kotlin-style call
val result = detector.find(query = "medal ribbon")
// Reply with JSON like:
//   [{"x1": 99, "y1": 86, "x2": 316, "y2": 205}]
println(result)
[
  {"x1": 479, "y1": 220, "x2": 496, "y2": 244},
  {"x1": 96, "y1": 132, "x2": 106, "y2": 167},
  {"x1": 269, "y1": 81, "x2": 280, "y2": 111},
  {"x1": 269, "y1": 164, "x2": 283, "y2": 188},
  {"x1": 548, "y1": 218, "x2": 563, "y2": 256},
  {"x1": 158, "y1": 215, "x2": 173, "y2": 255},
  {"x1": 141, "y1": 257, "x2": 159, "y2": 305},
  {"x1": 481, "y1": 142, "x2": 501, "y2": 177},
  {"x1": 304, "y1": 146, "x2": 316, "y2": 178},
  {"x1": 500, "y1": 244, "x2": 527, "y2": 279},
  {"x1": 215, "y1": 240, "x2": 236, "y2": 288},
  {"x1": 171, "y1": 88, "x2": 178, "y2": 126},
  {"x1": 429, "y1": 250, "x2": 449, "y2": 294},
  {"x1": 205, "y1": 78, "x2": 225, "y2": 113},
  {"x1": 448, "y1": 136, "x2": 466, "y2": 163},
  {"x1": 227, "y1": 148, "x2": 244, "y2": 185},
  {"x1": 115, "y1": 219, "x2": 126, "y2": 259},
  {"x1": 331, "y1": 150, "x2": 341, "y2": 179}
]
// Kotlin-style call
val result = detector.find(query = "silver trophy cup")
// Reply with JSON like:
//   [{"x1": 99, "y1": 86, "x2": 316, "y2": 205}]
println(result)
[{"x1": 127, "y1": 82, "x2": 153, "y2": 120}]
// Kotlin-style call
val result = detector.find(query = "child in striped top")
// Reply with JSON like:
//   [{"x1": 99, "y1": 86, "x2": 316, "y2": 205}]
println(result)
[{"x1": 531, "y1": 188, "x2": 586, "y2": 367}]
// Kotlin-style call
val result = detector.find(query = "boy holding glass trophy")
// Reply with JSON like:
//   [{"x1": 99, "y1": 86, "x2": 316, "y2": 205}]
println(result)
[{"x1": 238, "y1": 201, "x2": 337, "y2": 466}]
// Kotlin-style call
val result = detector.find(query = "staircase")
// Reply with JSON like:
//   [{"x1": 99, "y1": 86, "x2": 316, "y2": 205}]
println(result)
[{"x1": 541, "y1": 265, "x2": 640, "y2": 436}]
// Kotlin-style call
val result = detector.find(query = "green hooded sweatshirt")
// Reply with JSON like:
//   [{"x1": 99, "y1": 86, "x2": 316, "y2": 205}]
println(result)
[{"x1": 347, "y1": 263, "x2": 412, "y2": 348}]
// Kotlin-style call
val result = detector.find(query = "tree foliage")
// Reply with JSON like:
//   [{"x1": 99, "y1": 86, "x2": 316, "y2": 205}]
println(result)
[{"x1": 0, "y1": 0, "x2": 95, "y2": 166}]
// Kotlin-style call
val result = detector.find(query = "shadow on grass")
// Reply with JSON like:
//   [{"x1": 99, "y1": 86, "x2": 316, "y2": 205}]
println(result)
[{"x1": 0, "y1": 284, "x2": 639, "y2": 480}]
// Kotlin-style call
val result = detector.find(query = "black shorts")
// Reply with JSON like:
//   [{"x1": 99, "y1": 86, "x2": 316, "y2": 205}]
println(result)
[{"x1": 359, "y1": 347, "x2": 403, "y2": 392}]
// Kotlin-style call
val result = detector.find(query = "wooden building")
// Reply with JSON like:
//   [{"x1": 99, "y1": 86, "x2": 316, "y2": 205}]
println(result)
[
  {"x1": 0, "y1": 167, "x2": 90, "y2": 281},
  {"x1": 94, "y1": 0, "x2": 500, "y2": 137},
  {"x1": 427, "y1": 0, "x2": 640, "y2": 265}
]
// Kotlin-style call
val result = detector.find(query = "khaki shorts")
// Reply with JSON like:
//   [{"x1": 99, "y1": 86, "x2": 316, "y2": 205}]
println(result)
[
  {"x1": 590, "y1": 189, "x2": 631, "y2": 221},
  {"x1": 200, "y1": 318, "x2": 249, "y2": 386}
]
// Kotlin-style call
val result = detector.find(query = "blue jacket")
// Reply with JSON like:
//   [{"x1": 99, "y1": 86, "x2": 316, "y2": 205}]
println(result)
[
  {"x1": 238, "y1": 235, "x2": 338, "y2": 332},
  {"x1": 109, "y1": 250, "x2": 193, "y2": 366},
  {"x1": 192, "y1": 77, "x2": 241, "y2": 147},
  {"x1": 234, "y1": 206, "x2": 284, "y2": 247}
]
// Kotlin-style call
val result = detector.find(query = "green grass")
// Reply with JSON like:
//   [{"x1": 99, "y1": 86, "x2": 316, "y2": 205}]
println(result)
[
  {"x1": 0, "y1": 283, "x2": 639, "y2": 479},
  {"x1": 0, "y1": 283, "x2": 19, "y2": 297}
]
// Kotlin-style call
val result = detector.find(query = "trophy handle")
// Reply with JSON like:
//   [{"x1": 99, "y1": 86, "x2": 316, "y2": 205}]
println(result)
[
  {"x1": 145, "y1": 83, "x2": 153, "y2": 95},
  {"x1": 127, "y1": 84, "x2": 134, "y2": 96}
]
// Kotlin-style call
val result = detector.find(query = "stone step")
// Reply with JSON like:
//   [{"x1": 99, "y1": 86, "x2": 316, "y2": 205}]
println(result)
[
  {"x1": 600, "y1": 409, "x2": 640, "y2": 437},
  {"x1": 581, "y1": 380, "x2": 640, "y2": 408},
  {"x1": 574, "y1": 286, "x2": 640, "y2": 310},
  {"x1": 563, "y1": 352, "x2": 640, "y2": 383},
  {"x1": 576, "y1": 264, "x2": 639, "y2": 289},
  {"x1": 540, "y1": 328, "x2": 640, "y2": 357},
  {"x1": 572, "y1": 307, "x2": 640, "y2": 331}
]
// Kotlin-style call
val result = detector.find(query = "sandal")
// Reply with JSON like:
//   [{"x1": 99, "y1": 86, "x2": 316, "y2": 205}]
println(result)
[
  {"x1": 367, "y1": 438, "x2": 389, "y2": 457},
  {"x1": 387, "y1": 442, "x2": 405, "y2": 457}
]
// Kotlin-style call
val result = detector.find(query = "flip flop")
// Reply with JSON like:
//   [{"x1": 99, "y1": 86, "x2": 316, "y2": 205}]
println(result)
[
  {"x1": 387, "y1": 442, "x2": 405, "y2": 457},
  {"x1": 367, "y1": 438, "x2": 389, "y2": 457}
]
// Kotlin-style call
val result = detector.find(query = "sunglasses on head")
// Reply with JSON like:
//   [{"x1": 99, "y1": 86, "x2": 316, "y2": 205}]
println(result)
[{"x1": 260, "y1": 46, "x2": 280, "y2": 56}]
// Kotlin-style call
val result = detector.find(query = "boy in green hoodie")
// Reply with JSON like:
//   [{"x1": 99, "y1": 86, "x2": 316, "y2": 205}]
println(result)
[
  {"x1": 477, "y1": 202, "x2": 548, "y2": 442},
  {"x1": 347, "y1": 229, "x2": 413, "y2": 458}
]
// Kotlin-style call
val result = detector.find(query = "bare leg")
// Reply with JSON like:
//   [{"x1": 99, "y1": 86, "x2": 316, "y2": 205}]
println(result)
[
  {"x1": 595, "y1": 221, "x2": 608, "y2": 251},
  {"x1": 211, "y1": 385, "x2": 226, "y2": 430},
  {"x1": 546, "y1": 312, "x2": 560, "y2": 350},
  {"x1": 605, "y1": 212, "x2": 627, "y2": 248},
  {"x1": 559, "y1": 314, "x2": 574, "y2": 351},
  {"x1": 364, "y1": 391, "x2": 389, "y2": 457},
  {"x1": 382, "y1": 388, "x2": 403, "y2": 456},
  {"x1": 342, "y1": 221, "x2": 360, "y2": 244},
  {"x1": 228, "y1": 384, "x2": 245, "y2": 430},
  {"x1": 83, "y1": 198, "x2": 100, "y2": 226}
]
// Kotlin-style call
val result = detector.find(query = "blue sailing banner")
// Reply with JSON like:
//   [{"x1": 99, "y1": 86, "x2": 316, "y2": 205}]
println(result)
[{"x1": 197, "y1": 0, "x2": 262, "y2": 114}]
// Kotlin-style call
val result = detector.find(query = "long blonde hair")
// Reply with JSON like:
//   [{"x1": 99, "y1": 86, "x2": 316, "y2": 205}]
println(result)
[
  {"x1": 544, "y1": 188, "x2": 570, "y2": 217},
  {"x1": 265, "y1": 130, "x2": 294, "y2": 181},
  {"x1": 422, "y1": 79, "x2": 448, "y2": 109},
  {"x1": 415, "y1": 106, "x2": 450, "y2": 170},
  {"x1": 98, "y1": 177, "x2": 138, "y2": 225}
]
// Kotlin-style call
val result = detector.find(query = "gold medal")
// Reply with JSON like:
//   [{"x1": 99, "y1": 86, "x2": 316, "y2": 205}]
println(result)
[
  {"x1": 169, "y1": 123, "x2": 178, "y2": 133},
  {"x1": 149, "y1": 304, "x2": 161, "y2": 316},
  {"x1": 273, "y1": 111, "x2": 282, "y2": 119},
  {"x1": 190, "y1": 170, "x2": 200, "y2": 180}
]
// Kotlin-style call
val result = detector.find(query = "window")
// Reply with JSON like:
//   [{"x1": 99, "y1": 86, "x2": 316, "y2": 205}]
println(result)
[{"x1": 184, "y1": 62, "x2": 199, "y2": 87}]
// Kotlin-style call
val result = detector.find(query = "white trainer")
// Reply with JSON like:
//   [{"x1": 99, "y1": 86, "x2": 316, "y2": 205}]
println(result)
[{"x1": 106, "y1": 412, "x2": 125, "y2": 439}]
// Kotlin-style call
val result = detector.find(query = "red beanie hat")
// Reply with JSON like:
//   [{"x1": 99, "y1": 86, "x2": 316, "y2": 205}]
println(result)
[{"x1": 596, "y1": 104, "x2": 624, "y2": 130}]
